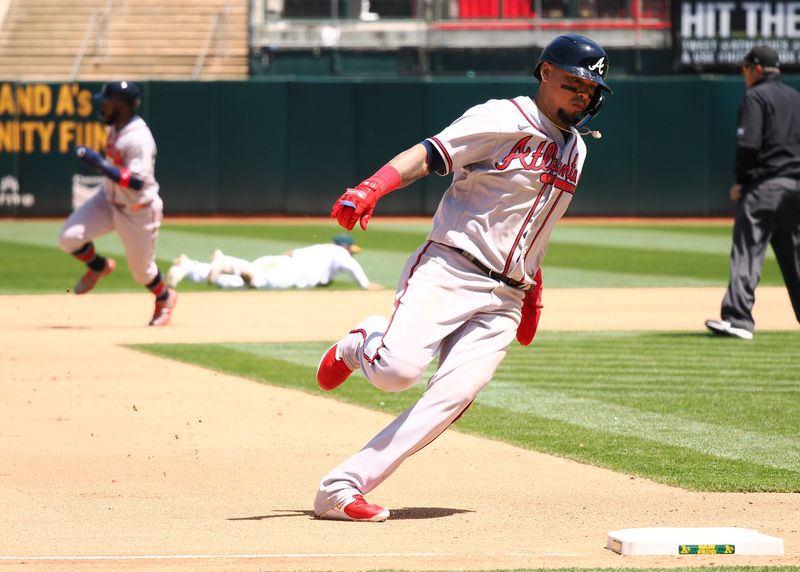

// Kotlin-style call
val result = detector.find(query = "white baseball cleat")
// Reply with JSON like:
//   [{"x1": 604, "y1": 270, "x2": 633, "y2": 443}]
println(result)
[
  {"x1": 705, "y1": 319, "x2": 753, "y2": 340},
  {"x1": 207, "y1": 249, "x2": 226, "y2": 285},
  {"x1": 315, "y1": 494, "x2": 390, "y2": 522},
  {"x1": 166, "y1": 254, "x2": 190, "y2": 288}
]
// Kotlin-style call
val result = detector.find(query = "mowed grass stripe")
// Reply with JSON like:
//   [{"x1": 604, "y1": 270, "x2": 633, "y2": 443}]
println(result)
[
  {"x1": 498, "y1": 332, "x2": 799, "y2": 436},
  {"x1": 165, "y1": 223, "x2": 427, "y2": 254},
  {"x1": 229, "y1": 339, "x2": 800, "y2": 471},
  {"x1": 539, "y1": 266, "x2": 722, "y2": 287},
  {"x1": 0, "y1": 220, "x2": 787, "y2": 288},
  {"x1": 544, "y1": 241, "x2": 784, "y2": 284},
  {"x1": 134, "y1": 330, "x2": 800, "y2": 491},
  {"x1": 551, "y1": 224, "x2": 745, "y2": 256},
  {"x1": 479, "y1": 383, "x2": 800, "y2": 472}
]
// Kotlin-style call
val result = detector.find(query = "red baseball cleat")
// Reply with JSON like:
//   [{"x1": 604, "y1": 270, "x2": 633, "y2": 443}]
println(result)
[
  {"x1": 149, "y1": 289, "x2": 177, "y2": 326},
  {"x1": 74, "y1": 258, "x2": 116, "y2": 295},
  {"x1": 316, "y1": 494, "x2": 389, "y2": 522},
  {"x1": 316, "y1": 343, "x2": 354, "y2": 391}
]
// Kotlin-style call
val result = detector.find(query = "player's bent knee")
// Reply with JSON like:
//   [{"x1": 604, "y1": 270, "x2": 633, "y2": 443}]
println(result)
[
  {"x1": 133, "y1": 269, "x2": 158, "y2": 286},
  {"x1": 58, "y1": 226, "x2": 85, "y2": 253},
  {"x1": 367, "y1": 360, "x2": 425, "y2": 392}
]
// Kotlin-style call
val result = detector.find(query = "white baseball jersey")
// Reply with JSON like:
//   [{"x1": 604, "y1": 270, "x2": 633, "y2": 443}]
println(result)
[
  {"x1": 283, "y1": 244, "x2": 370, "y2": 289},
  {"x1": 427, "y1": 96, "x2": 586, "y2": 286},
  {"x1": 102, "y1": 116, "x2": 159, "y2": 209},
  {"x1": 176, "y1": 244, "x2": 371, "y2": 290}
]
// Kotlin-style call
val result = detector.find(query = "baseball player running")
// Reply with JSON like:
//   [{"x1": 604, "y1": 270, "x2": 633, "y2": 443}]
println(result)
[
  {"x1": 313, "y1": 34, "x2": 611, "y2": 521},
  {"x1": 57, "y1": 81, "x2": 177, "y2": 326}
]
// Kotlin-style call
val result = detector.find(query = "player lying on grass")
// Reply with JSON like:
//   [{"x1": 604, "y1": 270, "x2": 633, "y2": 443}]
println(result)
[{"x1": 166, "y1": 235, "x2": 381, "y2": 290}]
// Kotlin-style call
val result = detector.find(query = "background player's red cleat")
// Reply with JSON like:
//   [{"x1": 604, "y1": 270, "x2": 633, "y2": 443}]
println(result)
[
  {"x1": 74, "y1": 258, "x2": 116, "y2": 295},
  {"x1": 316, "y1": 343, "x2": 353, "y2": 391},
  {"x1": 149, "y1": 289, "x2": 177, "y2": 326},
  {"x1": 316, "y1": 494, "x2": 389, "y2": 522}
]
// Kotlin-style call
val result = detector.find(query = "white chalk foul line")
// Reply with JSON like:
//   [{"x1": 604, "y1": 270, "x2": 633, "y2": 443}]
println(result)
[
  {"x1": 1, "y1": 553, "x2": 446, "y2": 562},
  {"x1": 0, "y1": 552, "x2": 588, "y2": 562}
]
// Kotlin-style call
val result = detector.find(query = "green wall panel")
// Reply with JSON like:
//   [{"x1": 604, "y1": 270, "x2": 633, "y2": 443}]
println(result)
[
  {"x1": 284, "y1": 81, "x2": 356, "y2": 215},
  {"x1": 569, "y1": 78, "x2": 638, "y2": 216},
  {"x1": 635, "y1": 78, "x2": 709, "y2": 215},
  {"x1": 149, "y1": 82, "x2": 218, "y2": 215},
  {"x1": 216, "y1": 81, "x2": 287, "y2": 213},
  {"x1": 707, "y1": 77, "x2": 744, "y2": 217},
  {"x1": 353, "y1": 81, "x2": 426, "y2": 215}
]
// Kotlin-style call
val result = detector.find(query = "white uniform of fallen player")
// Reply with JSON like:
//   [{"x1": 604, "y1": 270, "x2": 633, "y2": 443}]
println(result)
[{"x1": 169, "y1": 243, "x2": 372, "y2": 289}]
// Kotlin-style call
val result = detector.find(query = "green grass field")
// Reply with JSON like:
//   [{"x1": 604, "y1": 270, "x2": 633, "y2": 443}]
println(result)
[
  {"x1": 0, "y1": 218, "x2": 787, "y2": 293},
  {"x1": 2, "y1": 219, "x2": 798, "y2": 495},
  {"x1": 134, "y1": 330, "x2": 800, "y2": 493}
]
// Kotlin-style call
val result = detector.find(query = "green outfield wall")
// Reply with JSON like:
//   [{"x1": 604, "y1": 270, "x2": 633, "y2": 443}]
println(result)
[{"x1": 2, "y1": 76, "x2": 796, "y2": 218}]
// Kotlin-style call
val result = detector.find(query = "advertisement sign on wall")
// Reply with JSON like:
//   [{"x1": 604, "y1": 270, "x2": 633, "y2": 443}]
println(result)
[
  {"x1": 0, "y1": 82, "x2": 107, "y2": 215},
  {"x1": 673, "y1": 0, "x2": 800, "y2": 71}
]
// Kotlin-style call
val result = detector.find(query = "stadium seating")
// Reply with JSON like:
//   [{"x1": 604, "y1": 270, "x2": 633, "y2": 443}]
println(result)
[{"x1": 0, "y1": 0, "x2": 248, "y2": 81}]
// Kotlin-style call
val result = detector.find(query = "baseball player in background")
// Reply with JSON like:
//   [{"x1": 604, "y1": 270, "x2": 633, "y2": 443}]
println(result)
[
  {"x1": 57, "y1": 81, "x2": 177, "y2": 326},
  {"x1": 166, "y1": 235, "x2": 380, "y2": 290},
  {"x1": 313, "y1": 34, "x2": 611, "y2": 521}
]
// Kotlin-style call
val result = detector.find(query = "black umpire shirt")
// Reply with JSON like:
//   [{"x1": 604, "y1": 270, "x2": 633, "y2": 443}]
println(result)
[{"x1": 735, "y1": 73, "x2": 800, "y2": 186}]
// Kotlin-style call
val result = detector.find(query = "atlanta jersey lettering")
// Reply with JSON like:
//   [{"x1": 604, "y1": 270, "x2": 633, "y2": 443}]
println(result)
[{"x1": 426, "y1": 96, "x2": 586, "y2": 286}]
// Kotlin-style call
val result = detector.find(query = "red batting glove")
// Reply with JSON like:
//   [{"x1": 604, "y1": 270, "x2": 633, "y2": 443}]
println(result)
[
  {"x1": 516, "y1": 268, "x2": 543, "y2": 346},
  {"x1": 331, "y1": 165, "x2": 402, "y2": 231},
  {"x1": 331, "y1": 183, "x2": 378, "y2": 231}
]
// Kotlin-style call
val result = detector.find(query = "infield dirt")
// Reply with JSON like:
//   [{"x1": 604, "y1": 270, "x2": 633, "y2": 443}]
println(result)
[{"x1": 1, "y1": 287, "x2": 798, "y2": 571}]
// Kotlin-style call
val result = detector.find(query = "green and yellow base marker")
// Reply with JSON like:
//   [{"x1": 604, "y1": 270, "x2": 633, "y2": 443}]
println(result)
[{"x1": 607, "y1": 527, "x2": 784, "y2": 556}]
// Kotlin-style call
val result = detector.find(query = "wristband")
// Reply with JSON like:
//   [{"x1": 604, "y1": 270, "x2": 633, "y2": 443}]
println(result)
[
  {"x1": 360, "y1": 164, "x2": 401, "y2": 198},
  {"x1": 119, "y1": 168, "x2": 132, "y2": 188}
]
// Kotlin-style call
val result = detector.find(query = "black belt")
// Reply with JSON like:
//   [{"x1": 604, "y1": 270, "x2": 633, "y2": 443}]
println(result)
[
  {"x1": 113, "y1": 200, "x2": 152, "y2": 212},
  {"x1": 451, "y1": 247, "x2": 529, "y2": 290}
]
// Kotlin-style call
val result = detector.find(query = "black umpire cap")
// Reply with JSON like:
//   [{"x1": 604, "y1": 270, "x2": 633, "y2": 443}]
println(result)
[
  {"x1": 742, "y1": 46, "x2": 780, "y2": 68},
  {"x1": 93, "y1": 80, "x2": 141, "y2": 104}
]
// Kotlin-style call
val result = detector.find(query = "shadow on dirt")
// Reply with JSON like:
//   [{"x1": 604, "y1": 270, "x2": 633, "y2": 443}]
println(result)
[{"x1": 229, "y1": 507, "x2": 473, "y2": 521}]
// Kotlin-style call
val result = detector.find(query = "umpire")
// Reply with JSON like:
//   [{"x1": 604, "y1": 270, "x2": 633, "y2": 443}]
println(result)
[{"x1": 706, "y1": 46, "x2": 800, "y2": 340}]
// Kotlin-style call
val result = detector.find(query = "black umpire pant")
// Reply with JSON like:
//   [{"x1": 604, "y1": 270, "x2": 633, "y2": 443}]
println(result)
[{"x1": 722, "y1": 177, "x2": 800, "y2": 332}]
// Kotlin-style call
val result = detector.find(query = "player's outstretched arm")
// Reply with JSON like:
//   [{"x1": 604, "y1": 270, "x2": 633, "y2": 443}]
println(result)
[
  {"x1": 331, "y1": 143, "x2": 430, "y2": 231},
  {"x1": 75, "y1": 145, "x2": 144, "y2": 191}
]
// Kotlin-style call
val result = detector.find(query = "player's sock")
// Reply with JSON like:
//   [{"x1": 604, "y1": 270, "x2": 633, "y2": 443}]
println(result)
[
  {"x1": 146, "y1": 272, "x2": 170, "y2": 300},
  {"x1": 72, "y1": 242, "x2": 107, "y2": 271}
]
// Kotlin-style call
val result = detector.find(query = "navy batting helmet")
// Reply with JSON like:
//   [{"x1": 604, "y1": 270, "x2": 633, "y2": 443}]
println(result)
[
  {"x1": 93, "y1": 81, "x2": 141, "y2": 105},
  {"x1": 534, "y1": 34, "x2": 612, "y2": 93}
]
